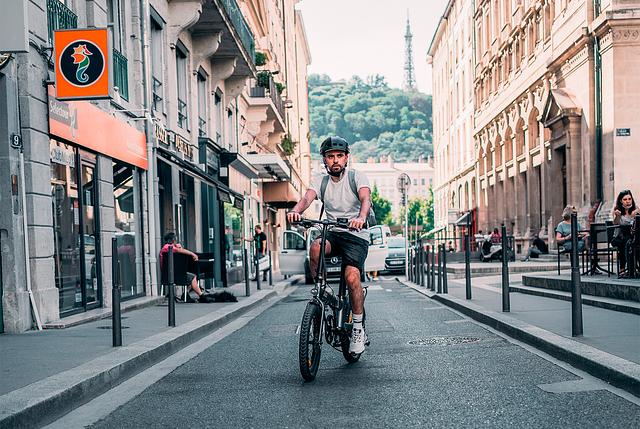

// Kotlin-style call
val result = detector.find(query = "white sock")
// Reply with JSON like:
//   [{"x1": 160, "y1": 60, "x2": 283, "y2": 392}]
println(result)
[{"x1": 352, "y1": 313, "x2": 363, "y2": 330}]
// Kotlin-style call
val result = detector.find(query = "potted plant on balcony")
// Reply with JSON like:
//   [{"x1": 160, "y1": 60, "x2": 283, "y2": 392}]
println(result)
[
  {"x1": 255, "y1": 52, "x2": 267, "y2": 67},
  {"x1": 275, "y1": 82, "x2": 286, "y2": 94},
  {"x1": 281, "y1": 134, "x2": 296, "y2": 156},
  {"x1": 257, "y1": 71, "x2": 271, "y2": 89}
]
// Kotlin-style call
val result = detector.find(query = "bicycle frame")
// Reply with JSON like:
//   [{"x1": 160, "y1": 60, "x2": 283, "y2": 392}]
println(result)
[{"x1": 298, "y1": 218, "x2": 351, "y2": 348}]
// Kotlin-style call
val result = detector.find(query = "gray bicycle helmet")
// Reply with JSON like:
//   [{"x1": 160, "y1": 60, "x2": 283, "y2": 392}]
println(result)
[{"x1": 319, "y1": 136, "x2": 350, "y2": 155}]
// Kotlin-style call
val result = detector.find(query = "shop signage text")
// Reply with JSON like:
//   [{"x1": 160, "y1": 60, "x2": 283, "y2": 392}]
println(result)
[
  {"x1": 48, "y1": 86, "x2": 148, "y2": 169},
  {"x1": 154, "y1": 121, "x2": 194, "y2": 160},
  {"x1": 616, "y1": 128, "x2": 631, "y2": 137}
]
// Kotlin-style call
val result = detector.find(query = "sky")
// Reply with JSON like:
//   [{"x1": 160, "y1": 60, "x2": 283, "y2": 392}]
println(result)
[{"x1": 298, "y1": 0, "x2": 450, "y2": 94}]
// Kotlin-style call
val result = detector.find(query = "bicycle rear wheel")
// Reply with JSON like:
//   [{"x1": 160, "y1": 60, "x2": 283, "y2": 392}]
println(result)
[{"x1": 299, "y1": 302, "x2": 322, "y2": 381}]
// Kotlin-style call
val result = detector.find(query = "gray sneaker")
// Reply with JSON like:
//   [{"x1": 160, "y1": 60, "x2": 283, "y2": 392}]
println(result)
[{"x1": 349, "y1": 327, "x2": 367, "y2": 354}]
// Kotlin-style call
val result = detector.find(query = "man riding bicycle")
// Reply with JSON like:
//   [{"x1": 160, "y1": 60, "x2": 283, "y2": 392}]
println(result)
[{"x1": 287, "y1": 136, "x2": 372, "y2": 355}]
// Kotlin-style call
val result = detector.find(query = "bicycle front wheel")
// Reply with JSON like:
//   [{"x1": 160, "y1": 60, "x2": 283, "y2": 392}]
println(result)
[{"x1": 299, "y1": 302, "x2": 323, "y2": 381}]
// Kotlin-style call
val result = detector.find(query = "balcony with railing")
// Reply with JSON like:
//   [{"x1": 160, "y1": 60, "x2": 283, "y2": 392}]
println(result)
[
  {"x1": 113, "y1": 49, "x2": 129, "y2": 101},
  {"x1": 219, "y1": 0, "x2": 256, "y2": 64},
  {"x1": 47, "y1": 0, "x2": 78, "y2": 45},
  {"x1": 249, "y1": 74, "x2": 285, "y2": 127}
]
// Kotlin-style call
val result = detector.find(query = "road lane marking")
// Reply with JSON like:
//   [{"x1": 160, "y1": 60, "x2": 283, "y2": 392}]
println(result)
[{"x1": 43, "y1": 286, "x2": 299, "y2": 429}]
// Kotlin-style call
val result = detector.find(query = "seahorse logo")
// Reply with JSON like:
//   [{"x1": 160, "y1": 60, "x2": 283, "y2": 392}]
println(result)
[
  {"x1": 59, "y1": 39, "x2": 105, "y2": 88},
  {"x1": 71, "y1": 44, "x2": 93, "y2": 83}
]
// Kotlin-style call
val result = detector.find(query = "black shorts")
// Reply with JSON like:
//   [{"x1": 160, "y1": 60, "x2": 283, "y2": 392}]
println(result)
[{"x1": 325, "y1": 230, "x2": 369, "y2": 273}]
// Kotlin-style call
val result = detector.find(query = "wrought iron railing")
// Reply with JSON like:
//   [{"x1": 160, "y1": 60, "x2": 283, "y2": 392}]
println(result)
[
  {"x1": 152, "y1": 77, "x2": 163, "y2": 112},
  {"x1": 47, "y1": 0, "x2": 78, "y2": 45},
  {"x1": 250, "y1": 76, "x2": 284, "y2": 119},
  {"x1": 113, "y1": 49, "x2": 129, "y2": 101},
  {"x1": 219, "y1": 0, "x2": 256, "y2": 64},
  {"x1": 177, "y1": 99, "x2": 188, "y2": 129},
  {"x1": 198, "y1": 117, "x2": 207, "y2": 137}
]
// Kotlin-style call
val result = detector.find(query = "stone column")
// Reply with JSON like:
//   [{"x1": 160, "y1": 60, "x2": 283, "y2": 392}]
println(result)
[{"x1": 566, "y1": 116, "x2": 583, "y2": 208}]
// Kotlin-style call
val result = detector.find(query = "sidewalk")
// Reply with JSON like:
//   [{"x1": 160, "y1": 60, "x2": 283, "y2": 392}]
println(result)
[
  {"x1": 0, "y1": 274, "x2": 302, "y2": 428},
  {"x1": 399, "y1": 272, "x2": 640, "y2": 396}
]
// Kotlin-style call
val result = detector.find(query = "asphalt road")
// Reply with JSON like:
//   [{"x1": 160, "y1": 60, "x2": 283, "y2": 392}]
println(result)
[{"x1": 86, "y1": 278, "x2": 639, "y2": 428}]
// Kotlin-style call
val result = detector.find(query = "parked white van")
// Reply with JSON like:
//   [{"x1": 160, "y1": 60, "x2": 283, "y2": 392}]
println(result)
[{"x1": 279, "y1": 225, "x2": 391, "y2": 284}]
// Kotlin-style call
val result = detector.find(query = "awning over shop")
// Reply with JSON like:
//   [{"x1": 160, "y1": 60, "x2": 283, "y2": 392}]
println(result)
[
  {"x1": 424, "y1": 225, "x2": 446, "y2": 237},
  {"x1": 262, "y1": 181, "x2": 300, "y2": 209},
  {"x1": 244, "y1": 153, "x2": 291, "y2": 181},
  {"x1": 453, "y1": 211, "x2": 471, "y2": 226},
  {"x1": 220, "y1": 152, "x2": 259, "y2": 179}
]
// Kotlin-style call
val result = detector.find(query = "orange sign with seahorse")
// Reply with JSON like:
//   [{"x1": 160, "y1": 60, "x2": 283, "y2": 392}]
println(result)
[{"x1": 54, "y1": 28, "x2": 110, "y2": 100}]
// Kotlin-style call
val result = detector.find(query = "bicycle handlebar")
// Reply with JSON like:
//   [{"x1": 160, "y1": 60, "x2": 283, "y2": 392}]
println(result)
[{"x1": 292, "y1": 217, "x2": 349, "y2": 229}]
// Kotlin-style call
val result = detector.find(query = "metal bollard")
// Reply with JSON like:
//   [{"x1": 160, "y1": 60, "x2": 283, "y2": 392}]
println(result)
[
  {"x1": 168, "y1": 245, "x2": 176, "y2": 327},
  {"x1": 442, "y1": 243, "x2": 448, "y2": 294},
  {"x1": 426, "y1": 245, "x2": 431, "y2": 289},
  {"x1": 437, "y1": 244, "x2": 442, "y2": 293},
  {"x1": 244, "y1": 248, "x2": 251, "y2": 297},
  {"x1": 420, "y1": 241, "x2": 426, "y2": 287},
  {"x1": 111, "y1": 237, "x2": 122, "y2": 347},
  {"x1": 570, "y1": 213, "x2": 583, "y2": 336},
  {"x1": 409, "y1": 248, "x2": 414, "y2": 282},
  {"x1": 255, "y1": 254, "x2": 261, "y2": 290},
  {"x1": 431, "y1": 245, "x2": 436, "y2": 291},
  {"x1": 501, "y1": 225, "x2": 510, "y2": 312},
  {"x1": 268, "y1": 250, "x2": 273, "y2": 286},
  {"x1": 465, "y1": 229, "x2": 472, "y2": 300}
]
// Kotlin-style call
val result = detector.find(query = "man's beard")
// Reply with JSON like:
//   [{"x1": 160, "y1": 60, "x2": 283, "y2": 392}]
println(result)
[{"x1": 326, "y1": 163, "x2": 345, "y2": 177}]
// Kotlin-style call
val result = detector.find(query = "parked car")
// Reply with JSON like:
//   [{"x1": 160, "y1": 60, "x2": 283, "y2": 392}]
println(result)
[
  {"x1": 384, "y1": 236, "x2": 406, "y2": 273},
  {"x1": 279, "y1": 225, "x2": 390, "y2": 284}
]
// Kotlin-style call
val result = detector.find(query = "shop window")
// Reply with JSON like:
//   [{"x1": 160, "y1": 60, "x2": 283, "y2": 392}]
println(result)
[
  {"x1": 113, "y1": 161, "x2": 144, "y2": 299},
  {"x1": 50, "y1": 141, "x2": 102, "y2": 315},
  {"x1": 224, "y1": 203, "x2": 244, "y2": 284}
]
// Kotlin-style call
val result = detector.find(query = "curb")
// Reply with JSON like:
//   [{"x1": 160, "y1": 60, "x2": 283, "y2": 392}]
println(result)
[
  {"x1": 397, "y1": 278, "x2": 640, "y2": 397},
  {"x1": 509, "y1": 284, "x2": 640, "y2": 315},
  {"x1": 0, "y1": 277, "x2": 301, "y2": 429}
]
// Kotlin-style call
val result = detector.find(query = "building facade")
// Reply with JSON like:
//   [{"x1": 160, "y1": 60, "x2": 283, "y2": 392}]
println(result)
[
  {"x1": 428, "y1": 0, "x2": 477, "y2": 237},
  {"x1": 430, "y1": 0, "x2": 640, "y2": 254},
  {"x1": 311, "y1": 157, "x2": 434, "y2": 222},
  {"x1": 0, "y1": 0, "x2": 310, "y2": 333}
]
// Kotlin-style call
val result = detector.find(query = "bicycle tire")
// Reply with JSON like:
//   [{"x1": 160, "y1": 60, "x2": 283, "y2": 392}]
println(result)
[
  {"x1": 299, "y1": 301, "x2": 322, "y2": 381},
  {"x1": 341, "y1": 307, "x2": 366, "y2": 363}
]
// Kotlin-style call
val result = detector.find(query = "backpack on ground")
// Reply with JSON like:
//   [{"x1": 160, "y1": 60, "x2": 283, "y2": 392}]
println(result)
[{"x1": 319, "y1": 170, "x2": 377, "y2": 227}]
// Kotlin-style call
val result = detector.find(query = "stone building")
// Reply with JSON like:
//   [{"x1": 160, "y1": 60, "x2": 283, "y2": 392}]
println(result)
[
  {"x1": 428, "y1": 0, "x2": 477, "y2": 236},
  {"x1": 430, "y1": 0, "x2": 640, "y2": 254},
  {"x1": 311, "y1": 156, "x2": 434, "y2": 221},
  {"x1": 0, "y1": 0, "x2": 310, "y2": 333}
]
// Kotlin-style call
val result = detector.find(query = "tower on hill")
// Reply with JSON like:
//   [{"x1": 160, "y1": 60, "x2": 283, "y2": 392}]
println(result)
[{"x1": 403, "y1": 12, "x2": 416, "y2": 91}]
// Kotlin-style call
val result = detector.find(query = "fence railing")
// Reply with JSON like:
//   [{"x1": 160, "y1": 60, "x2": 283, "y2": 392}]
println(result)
[
  {"x1": 113, "y1": 49, "x2": 129, "y2": 101},
  {"x1": 47, "y1": 0, "x2": 78, "y2": 45},
  {"x1": 219, "y1": 0, "x2": 256, "y2": 64},
  {"x1": 250, "y1": 76, "x2": 284, "y2": 120}
]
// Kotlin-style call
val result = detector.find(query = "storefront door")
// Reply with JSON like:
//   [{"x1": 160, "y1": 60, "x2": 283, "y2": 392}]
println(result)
[
  {"x1": 79, "y1": 155, "x2": 102, "y2": 309},
  {"x1": 51, "y1": 142, "x2": 102, "y2": 315}
]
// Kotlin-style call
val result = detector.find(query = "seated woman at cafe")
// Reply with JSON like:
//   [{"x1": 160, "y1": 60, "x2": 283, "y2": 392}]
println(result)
[
  {"x1": 555, "y1": 206, "x2": 587, "y2": 252},
  {"x1": 159, "y1": 232, "x2": 203, "y2": 302},
  {"x1": 612, "y1": 189, "x2": 639, "y2": 276}
]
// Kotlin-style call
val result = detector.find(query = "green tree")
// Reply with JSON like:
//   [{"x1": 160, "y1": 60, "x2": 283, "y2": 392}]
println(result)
[
  {"x1": 371, "y1": 186, "x2": 393, "y2": 226},
  {"x1": 308, "y1": 73, "x2": 433, "y2": 162}
]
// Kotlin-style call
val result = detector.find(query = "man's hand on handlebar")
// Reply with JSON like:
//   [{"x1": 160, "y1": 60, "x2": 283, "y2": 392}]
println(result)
[
  {"x1": 349, "y1": 216, "x2": 366, "y2": 231},
  {"x1": 287, "y1": 211, "x2": 302, "y2": 224}
]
